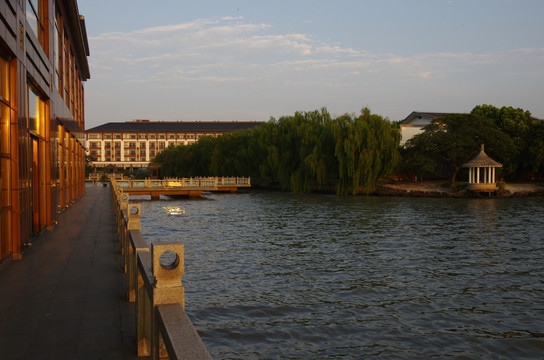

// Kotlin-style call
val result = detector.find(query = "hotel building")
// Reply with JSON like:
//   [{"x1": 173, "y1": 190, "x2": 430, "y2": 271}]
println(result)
[
  {"x1": 86, "y1": 120, "x2": 263, "y2": 169},
  {"x1": 0, "y1": 0, "x2": 90, "y2": 261}
]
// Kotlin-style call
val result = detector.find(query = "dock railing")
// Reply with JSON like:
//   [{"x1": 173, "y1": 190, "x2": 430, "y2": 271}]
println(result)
[{"x1": 111, "y1": 182, "x2": 212, "y2": 359}]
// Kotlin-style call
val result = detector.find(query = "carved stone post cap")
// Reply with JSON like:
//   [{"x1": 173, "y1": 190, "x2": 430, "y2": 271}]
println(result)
[
  {"x1": 127, "y1": 204, "x2": 141, "y2": 230},
  {"x1": 152, "y1": 242, "x2": 184, "y2": 288}
]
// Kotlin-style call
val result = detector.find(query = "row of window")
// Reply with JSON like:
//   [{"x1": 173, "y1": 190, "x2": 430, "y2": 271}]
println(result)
[
  {"x1": 26, "y1": 0, "x2": 84, "y2": 130},
  {"x1": 88, "y1": 140, "x2": 197, "y2": 149},
  {"x1": 87, "y1": 133, "x2": 213, "y2": 140}
]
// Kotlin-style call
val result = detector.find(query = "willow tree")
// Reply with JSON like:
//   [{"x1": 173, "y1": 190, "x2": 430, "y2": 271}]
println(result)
[
  {"x1": 155, "y1": 107, "x2": 400, "y2": 194},
  {"x1": 333, "y1": 108, "x2": 400, "y2": 195}
]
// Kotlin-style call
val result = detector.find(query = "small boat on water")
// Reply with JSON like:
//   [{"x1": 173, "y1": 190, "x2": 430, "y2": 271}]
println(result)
[{"x1": 163, "y1": 206, "x2": 186, "y2": 215}]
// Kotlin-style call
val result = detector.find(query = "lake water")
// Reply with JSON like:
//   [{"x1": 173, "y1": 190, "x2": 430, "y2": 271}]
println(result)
[{"x1": 137, "y1": 191, "x2": 544, "y2": 359}]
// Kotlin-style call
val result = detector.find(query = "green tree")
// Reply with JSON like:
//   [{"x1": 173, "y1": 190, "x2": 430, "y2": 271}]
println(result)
[
  {"x1": 522, "y1": 120, "x2": 544, "y2": 179},
  {"x1": 155, "y1": 107, "x2": 400, "y2": 194},
  {"x1": 404, "y1": 113, "x2": 515, "y2": 183},
  {"x1": 333, "y1": 108, "x2": 400, "y2": 194}
]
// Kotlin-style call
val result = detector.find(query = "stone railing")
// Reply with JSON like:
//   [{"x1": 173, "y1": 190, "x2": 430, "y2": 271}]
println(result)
[
  {"x1": 113, "y1": 177, "x2": 251, "y2": 190},
  {"x1": 111, "y1": 183, "x2": 212, "y2": 359}
]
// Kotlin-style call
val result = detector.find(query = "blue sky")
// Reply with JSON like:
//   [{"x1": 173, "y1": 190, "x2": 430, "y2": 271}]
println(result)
[{"x1": 78, "y1": 0, "x2": 544, "y2": 129}]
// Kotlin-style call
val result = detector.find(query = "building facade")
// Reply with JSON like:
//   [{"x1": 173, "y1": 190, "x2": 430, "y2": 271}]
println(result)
[
  {"x1": 86, "y1": 120, "x2": 263, "y2": 169},
  {"x1": 399, "y1": 112, "x2": 453, "y2": 145},
  {"x1": 0, "y1": 0, "x2": 90, "y2": 261}
]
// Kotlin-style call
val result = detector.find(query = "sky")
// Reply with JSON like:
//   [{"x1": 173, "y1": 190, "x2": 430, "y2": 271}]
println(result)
[{"x1": 78, "y1": 0, "x2": 544, "y2": 129}]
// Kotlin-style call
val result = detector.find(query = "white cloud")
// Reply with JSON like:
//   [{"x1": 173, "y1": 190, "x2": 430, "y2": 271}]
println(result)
[{"x1": 85, "y1": 16, "x2": 544, "y2": 126}]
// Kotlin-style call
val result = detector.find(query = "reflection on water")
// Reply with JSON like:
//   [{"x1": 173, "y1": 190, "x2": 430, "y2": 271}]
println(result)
[{"x1": 137, "y1": 192, "x2": 544, "y2": 359}]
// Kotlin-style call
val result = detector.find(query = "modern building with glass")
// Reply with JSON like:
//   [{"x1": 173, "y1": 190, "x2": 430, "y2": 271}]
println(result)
[{"x1": 0, "y1": 0, "x2": 89, "y2": 261}]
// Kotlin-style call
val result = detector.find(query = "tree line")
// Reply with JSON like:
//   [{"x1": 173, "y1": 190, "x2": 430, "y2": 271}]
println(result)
[
  {"x1": 401, "y1": 104, "x2": 544, "y2": 182},
  {"x1": 154, "y1": 107, "x2": 400, "y2": 195},
  {"x1": 155, "y1": 104, "x2": 544, "y2": 194}
]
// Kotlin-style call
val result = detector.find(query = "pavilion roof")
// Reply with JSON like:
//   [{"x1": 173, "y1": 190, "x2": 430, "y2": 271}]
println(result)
[{"x1": 462, "y1": 145, "x2": 502, "y2": 168}]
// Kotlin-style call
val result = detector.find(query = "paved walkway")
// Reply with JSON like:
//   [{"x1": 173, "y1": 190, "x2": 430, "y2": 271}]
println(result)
[{"x1": 0, "y1": 185, "x2": 142, "y2": 359}]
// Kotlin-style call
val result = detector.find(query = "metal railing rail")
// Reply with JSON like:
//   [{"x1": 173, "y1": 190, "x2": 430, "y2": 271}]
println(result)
[{"x1": 111, "y1": 182, "x2": 212, "y2": 359}]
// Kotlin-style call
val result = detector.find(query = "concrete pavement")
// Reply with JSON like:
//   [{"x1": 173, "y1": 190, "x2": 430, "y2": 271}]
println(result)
[{"x1": 0, "y1": 185, "x2": 142, "y2": 359}]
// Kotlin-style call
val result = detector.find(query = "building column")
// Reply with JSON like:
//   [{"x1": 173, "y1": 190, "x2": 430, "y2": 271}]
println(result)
[{"x1": 121, "y1": 140, "x2": 125, "y2": 162}]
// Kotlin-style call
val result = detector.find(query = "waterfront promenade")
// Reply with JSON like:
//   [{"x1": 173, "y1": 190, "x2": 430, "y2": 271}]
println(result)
[{"x1": 0, "y1": 186, "x2": 141, "y2": 359}]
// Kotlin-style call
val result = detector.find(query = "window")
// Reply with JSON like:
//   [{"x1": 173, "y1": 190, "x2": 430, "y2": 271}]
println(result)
[
  {"x1": 114, "y1": 134, "x2": 122, "y2": 139},
  {"x1": 149, "y1": 134, "x2": 156, "y2": 139},
  {"x1": 54, "y1": 7, "x2": 63, "y2": 93},
  {"x1": 178, "y1": 134, "x2": 185, "y2": 139},
  {"x1": 159, "y1": 134, "x2": 166, "y2": 139},
  {"x1": 139, "y1": 134, "x2": 146, "y2": 139},
  {"x1": 104, "y1": 134, "x2": 112, "y2": 139},
  {"x1": 88, "y1": 134, "x2": 99, "y2": 139},
  {"x1": 168, "y1": 134, "x2": 175, "y2": 139},
  {"x1": 64, "y1": 36, "x2": 70, "y2": 103},
  {"x1": 0, "y1": 56, "x2": 11, "y2": 251},
  {"x1": 27, "y1": 86, "x2": 46, "y2": 137},
  {"x1": 26, "y1": 0, "x2": 47, "y2": 51}
]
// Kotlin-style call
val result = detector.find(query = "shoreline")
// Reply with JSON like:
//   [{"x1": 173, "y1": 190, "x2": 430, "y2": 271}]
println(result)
[{"x1": 374, "y1": 182, "x2": 544, "y2": 197}]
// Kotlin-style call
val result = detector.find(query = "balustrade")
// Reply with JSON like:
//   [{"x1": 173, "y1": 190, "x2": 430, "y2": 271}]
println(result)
[{"x1": 111, "y1": 182, "x2": 212, "y2": 359}]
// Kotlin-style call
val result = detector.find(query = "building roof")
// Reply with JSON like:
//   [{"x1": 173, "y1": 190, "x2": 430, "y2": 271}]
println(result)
[
  {"x1": 399, "y1": 111, "x2": 457, "y2": 125},
  {"x1": 462, "y1": 145, "x2": 503, "y2": 168},
  {"x1": 86, "y1": 121, "x2": 264, "y2": 133}
]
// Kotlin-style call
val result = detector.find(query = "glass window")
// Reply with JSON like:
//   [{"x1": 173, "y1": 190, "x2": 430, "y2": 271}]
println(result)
[
  {"x1": 26, "y1": 0, "x2": 39, "y2": 38},
  {"x1": 27, "y1": 86, "x2": 45, "y2": 137},
  {"x1": 26, "y1": 0, "x2": 47, "y2": 53},
  {"x1": 54, "y1": 8, "x2": 62, "y2": 93}
]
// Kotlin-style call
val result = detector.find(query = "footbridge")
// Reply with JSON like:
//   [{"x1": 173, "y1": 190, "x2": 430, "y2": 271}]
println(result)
[{"x1": 111, "y1": 177, "x2": 251, "y2": 199}]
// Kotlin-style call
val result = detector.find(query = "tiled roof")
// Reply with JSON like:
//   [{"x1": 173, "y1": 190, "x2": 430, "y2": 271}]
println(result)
[
  {"x1": 86, "y1": 121, "x2": 264, "y2": 133},
  {"x1": 463, "y1": 145, "x2": 502, "y2": 168},
  {"x1": 399, "y1": 111, "x2": 459, "y2": 124}
]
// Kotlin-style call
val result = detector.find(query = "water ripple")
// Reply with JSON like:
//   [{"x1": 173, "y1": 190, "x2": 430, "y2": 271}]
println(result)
[{"x1": 138, "y1": 192, "x2": 544, "y2": 359}]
